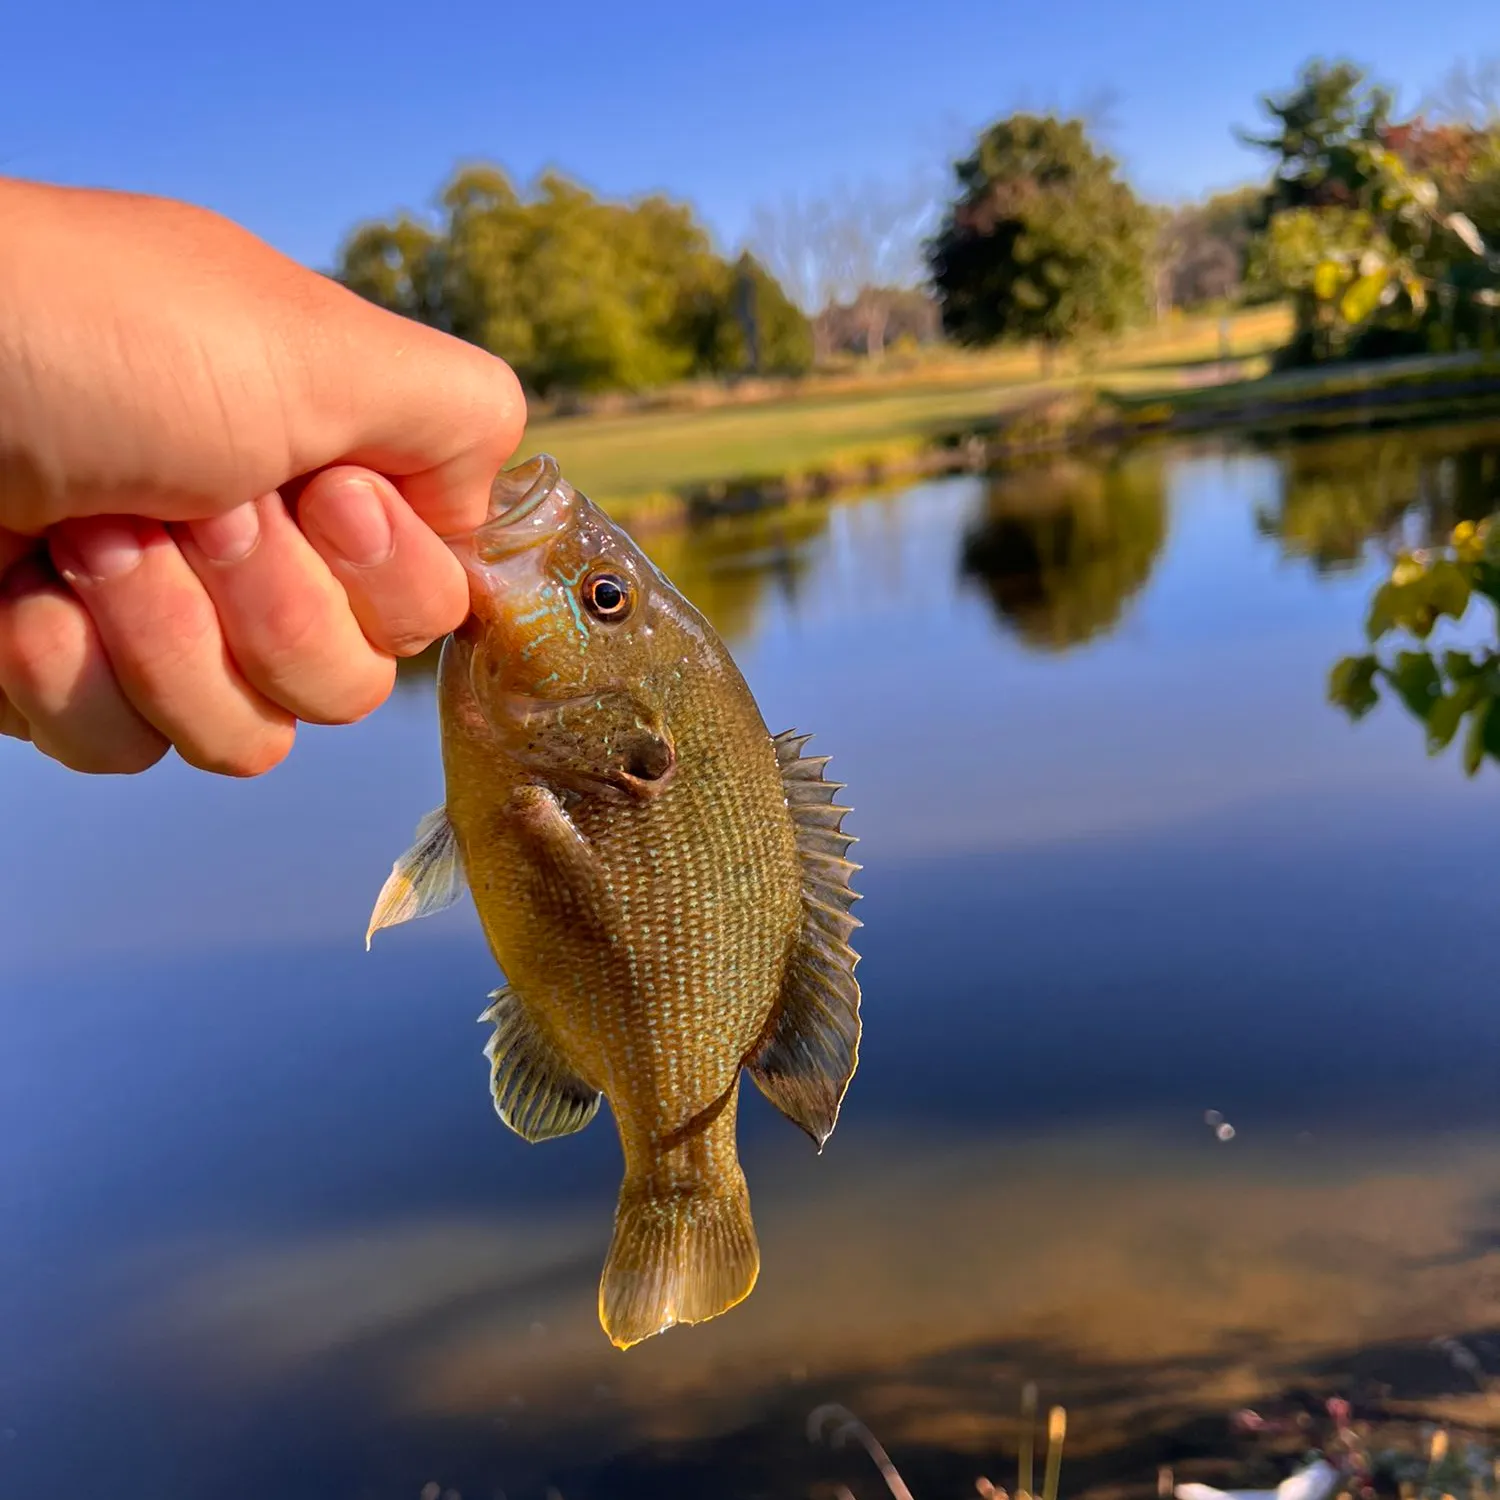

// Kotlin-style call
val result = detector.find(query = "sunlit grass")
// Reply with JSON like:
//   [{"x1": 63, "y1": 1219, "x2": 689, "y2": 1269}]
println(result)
[{"x1": 523, "y1": 306, "x2": 1293, "y2": 509}]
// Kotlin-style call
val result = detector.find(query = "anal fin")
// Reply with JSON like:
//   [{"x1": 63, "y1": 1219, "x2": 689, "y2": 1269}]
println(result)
[
  {"x1": 480, "y1": 986, "x2": 602, "y2": 1143},
  {"x1": 748, "y1": 730, "x2": 863, "y2": 1150}
]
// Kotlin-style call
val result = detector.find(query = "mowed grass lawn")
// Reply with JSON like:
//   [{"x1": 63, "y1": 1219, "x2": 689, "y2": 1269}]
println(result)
[{"x1": 522, "y1": 305, "x2": 1292, "y2": 508}]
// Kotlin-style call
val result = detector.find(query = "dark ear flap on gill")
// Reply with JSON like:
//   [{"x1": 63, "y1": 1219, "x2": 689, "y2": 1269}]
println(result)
[{"x1": 746, "y1": 731, "x2": 862, "y2": 1151}]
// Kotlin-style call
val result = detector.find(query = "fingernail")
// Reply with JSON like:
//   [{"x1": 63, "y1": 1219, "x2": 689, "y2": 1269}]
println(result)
[
  {"x1": 305, "y1": 476, "x2": 395, "y2": 567},
  {"x1": 50, "y1": 518, "x2": 147, "y2": 585},
  {"x1": 188, "y1": 500, "x2": 262, "y2": 563}
]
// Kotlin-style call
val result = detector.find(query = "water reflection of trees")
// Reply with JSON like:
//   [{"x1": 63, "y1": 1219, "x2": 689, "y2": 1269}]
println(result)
[
  {"x1": 394, "y1": 505, "x2": 835, "y2": 692},
  {"x1": 1255, "y1": 421, "x2": 1500, "y2": 573},
  {"x1": 637, "y1": 504, "x2": 833, "y2": 644},
  {"x1": 958, "y1": 456, "x2": 1169, "y2": 651}
]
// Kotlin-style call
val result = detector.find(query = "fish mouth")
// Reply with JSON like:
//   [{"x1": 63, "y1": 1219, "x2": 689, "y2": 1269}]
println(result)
[
  {"x1": 614, "y1": 729, "x2": 677, "y2": 799},
  {"x1": 462, "y1": 453, "x2": 572, "y2": 562}
]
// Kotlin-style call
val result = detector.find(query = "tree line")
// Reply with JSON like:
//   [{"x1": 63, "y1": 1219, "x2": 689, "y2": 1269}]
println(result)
[{"x1": 334, "y1": 55, "x2": 1500, "y2": 397}]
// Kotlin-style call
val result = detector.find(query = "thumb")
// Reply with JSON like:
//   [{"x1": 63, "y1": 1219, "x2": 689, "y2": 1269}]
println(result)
[{"x1": 304, "y1": 289, "x2": 529, "y2": 539}]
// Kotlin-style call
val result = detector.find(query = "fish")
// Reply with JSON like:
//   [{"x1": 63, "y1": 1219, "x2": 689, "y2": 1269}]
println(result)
[{"x1": 366, "y1": 453, "x2": 862, "y2": 1350}]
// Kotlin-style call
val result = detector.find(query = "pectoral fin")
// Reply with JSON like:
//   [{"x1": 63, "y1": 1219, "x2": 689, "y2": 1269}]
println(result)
[
  {"x1": 747, "y1": 731, "x2": 862, "y2": 1150},
  {"x1": 506, "y1": 784, "x2": 620, "y2": 936},
  {"x1": 366, "y1": 807, "x2": 465, "y2": 949},
  {"x1": 480, "y1": 986, "x2": 602, "y2": 1142}
]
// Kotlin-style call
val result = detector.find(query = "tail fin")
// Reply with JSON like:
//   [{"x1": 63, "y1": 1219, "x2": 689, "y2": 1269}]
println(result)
[{"x1": 598, "y1": 1169, "x2": 760, "y2": 1349}]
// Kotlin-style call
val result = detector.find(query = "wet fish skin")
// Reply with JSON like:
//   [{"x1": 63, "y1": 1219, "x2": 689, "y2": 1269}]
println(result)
[{"x1": 368, "y1": 454, "x2": 861, "y2": 1349}]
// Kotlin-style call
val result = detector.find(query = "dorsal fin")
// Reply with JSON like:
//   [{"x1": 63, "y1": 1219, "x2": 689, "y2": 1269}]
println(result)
[
  {"x1": 746, "y1": 730, "x2": 862, "y2": 1151},
  {"x1": 479, "y1": 986, "x2": 603, "y2": 1143}
]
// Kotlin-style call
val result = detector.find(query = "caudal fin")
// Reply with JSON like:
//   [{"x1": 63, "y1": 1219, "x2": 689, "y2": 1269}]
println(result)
[{"x1": 599, "y1": 1170, "x2": 760, "y2": 1349}]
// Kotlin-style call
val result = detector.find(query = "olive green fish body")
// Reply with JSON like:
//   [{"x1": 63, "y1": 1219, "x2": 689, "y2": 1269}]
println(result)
[{"x1": 368, "y1": 455, "x2": 861, "y2": 1349}]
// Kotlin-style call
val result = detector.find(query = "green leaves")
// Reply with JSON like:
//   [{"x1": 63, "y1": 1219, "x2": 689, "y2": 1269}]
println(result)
[
  {"x1": 1332, "y1": 518, "x2": 1500, "y2": 777},
  {"x1": 928, "y1": 113, "x2": 1153, "y2": 348},
  {"x1": 1328, "y1": 654, "x2": 1381, "y2": 719},
  {"x1": 1244, "y1": 58, "x2": 1500, "y2": 366},
  {"x1": 1463, "y1": 699, "x2": 1492, "y2": 776},
  {"x1": 1386, "y1": 650, "x2": 1442, "y2": 717},
  {"x1": 1338, "y1": 267, "x2": 1390, "y2": 323},
  {"x1": 1365, "y1": 556, "x2": 1472, "y2": 641},
  {"x1": 335, "y1": 166, "x2": 812, "y2": 396}
]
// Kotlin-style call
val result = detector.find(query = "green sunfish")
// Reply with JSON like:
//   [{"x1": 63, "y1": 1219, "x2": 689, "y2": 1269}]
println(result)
[{"x1": 367, "y1": 453, "x2": 861, "y2": 1349}]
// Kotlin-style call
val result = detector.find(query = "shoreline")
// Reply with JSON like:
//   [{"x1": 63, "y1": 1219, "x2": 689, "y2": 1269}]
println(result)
[{"x1": 587, "y1": 350, "x2": 1500, "y2": 531}]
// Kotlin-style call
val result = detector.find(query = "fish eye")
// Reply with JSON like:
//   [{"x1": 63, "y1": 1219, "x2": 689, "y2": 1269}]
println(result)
[{"x1": 582, "y1": 570, "x2": 634, "y2": 622}]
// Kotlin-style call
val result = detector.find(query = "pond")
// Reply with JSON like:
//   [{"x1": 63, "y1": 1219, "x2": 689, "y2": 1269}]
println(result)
[{"x1": 5, "y1": 417, "x2": 1500, "y2": 1499}]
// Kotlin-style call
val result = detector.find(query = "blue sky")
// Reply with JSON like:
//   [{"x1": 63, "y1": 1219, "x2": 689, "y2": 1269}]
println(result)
[{"x1": 6, "y1": 0, "x2": 1495, "y2": 271}]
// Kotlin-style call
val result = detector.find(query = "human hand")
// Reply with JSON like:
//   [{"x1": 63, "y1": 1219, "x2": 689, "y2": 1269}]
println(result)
[{"x1": 0, "y1": 177, "x2": 526, "y2": 776}]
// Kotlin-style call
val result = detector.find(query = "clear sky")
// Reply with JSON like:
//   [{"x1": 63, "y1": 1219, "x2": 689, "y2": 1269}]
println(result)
[{"x1": 5, "y1": 0, "x2": 1496, "y2": 271}]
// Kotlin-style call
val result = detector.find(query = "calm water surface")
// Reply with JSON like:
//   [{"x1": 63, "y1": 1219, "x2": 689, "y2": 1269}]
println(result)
[{"x1": 5, "y1": 421, "x2": 1500, "y2": 1499}]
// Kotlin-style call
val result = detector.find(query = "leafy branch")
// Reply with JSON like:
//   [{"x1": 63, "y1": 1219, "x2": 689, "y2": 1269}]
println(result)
[{"x1": 1329, "y1": 517, "x2": 1500, "y2": 774}]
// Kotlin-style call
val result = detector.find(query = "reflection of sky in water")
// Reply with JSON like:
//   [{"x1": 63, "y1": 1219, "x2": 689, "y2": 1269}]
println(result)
[{"x1": 5, "y1": 427, "x2": 1500, "y2": 1497}]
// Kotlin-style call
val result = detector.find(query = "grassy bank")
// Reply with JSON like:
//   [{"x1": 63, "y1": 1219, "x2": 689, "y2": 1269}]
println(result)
[
  {"x1": 525, "y1": 306, "x2": 1291, "y2": 519},
  {"x1": 519, "y1": 305, "x2": 1500, "y2": 526},
  {"x1": 1111, "y1": 347, "x2": 1500, "y2": 435}
]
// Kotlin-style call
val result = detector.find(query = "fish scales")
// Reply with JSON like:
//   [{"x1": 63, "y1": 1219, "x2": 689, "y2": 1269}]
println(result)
[{"x1": 368, "y1": 453, "x2": 862, "y2": 1349}]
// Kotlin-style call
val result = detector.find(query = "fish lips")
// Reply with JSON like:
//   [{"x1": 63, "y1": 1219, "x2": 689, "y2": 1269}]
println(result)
[{"x1": 463, "y1": 454, "x2": 571, "y2": 563}]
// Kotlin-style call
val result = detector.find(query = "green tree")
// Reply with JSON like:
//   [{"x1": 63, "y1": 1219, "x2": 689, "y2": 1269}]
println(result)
[
  {"x1": 337, "y1": 215, "x2": 449, "y2": 328},
  {"x1": 721, "y1": 253, "x2": 814, "y2": 375},
  {"x1": 1243, "y1": 60, "x2": 1499, "y2": 364},
  {"x1": 927, "y1": 114, "x2": 1153, "y2": 355},
  {"x1": 334, "y1": 165, "x2": 809, "y2": 396},
  {"x1": 1242, "y1": 59, "x2": 1395, "y2": 216}
]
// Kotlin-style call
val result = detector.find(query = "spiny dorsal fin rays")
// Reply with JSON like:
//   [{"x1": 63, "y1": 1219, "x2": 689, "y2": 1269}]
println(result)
[
  {"x1": 479, "y1": 987, "x2": 602, "y2": 1143},
  {"x1": 366, "y1": 806, "x2": 466, "y2": 950},
  {"x1": 749, "y1": 730, "x2": 863, "y2": 1150}
]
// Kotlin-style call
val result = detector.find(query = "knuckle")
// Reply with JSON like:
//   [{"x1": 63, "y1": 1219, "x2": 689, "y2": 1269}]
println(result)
[
  {"x1": 244, "y1": 591, "x2": 337, "y2": 680},
  {"x1": 179, "y1": 718, "x2": 296, "y2": 779}
]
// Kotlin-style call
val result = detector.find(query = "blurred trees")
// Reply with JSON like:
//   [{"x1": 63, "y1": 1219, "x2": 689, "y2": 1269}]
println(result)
[
  {"x1": 333, "y1": 52, "x2": 1500, "y2": 398},
  {"x1": 1154, "y1": 187, "x2": 1262, "y2": 313},
  {"x1": 820, "y1": 287, "x2": 943, "y2": 357},
  {"x1": 748, "y1": 179, "x2": 935, "y2": 360},
  {"x1": 337, "y1": 166, "x2": 813, "y2": 396},
  {"x1": 1241, "y1": 59, "x2": 1500, "y2": 365},
  {"x1": 927, "y1": 114, "x2": 1154, "y2": 357}
]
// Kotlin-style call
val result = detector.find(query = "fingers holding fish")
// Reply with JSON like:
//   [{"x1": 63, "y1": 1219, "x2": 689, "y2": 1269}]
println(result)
[
  {"x1": 174, "y1": 489, "x2": 397, "y2": 725},
  {"x1": 47, "y1": 516, "x2": 295, "y2": 777},
  {"x1": 0, "y1": 689, "x2": 31, "y2": 743},
  {"x1": 326, "y1": 315, "x2": 528, "y2": 539},
  {"x1": 296, "y1": 466, "x2": 470, "y2": 657},
  {"x1": 0, "y1": 555, "x2": 169, "y2": 773}
]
